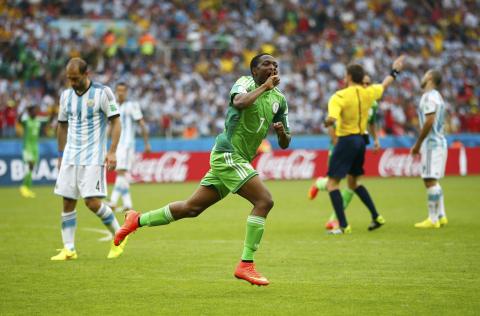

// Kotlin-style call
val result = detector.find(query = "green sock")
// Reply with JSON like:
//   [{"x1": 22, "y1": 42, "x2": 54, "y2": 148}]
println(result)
[
  {"x1": 315, "y1": 177, "x2": 328, "y2": 191},
  {"x1": 328, "y1": 212, "x2": 337, "y2": 221},
  {"x1": 341, "y1": 188, "x2": 354, "y2": 209},
  {"x1": 139, "y1": 205, "x2": 175, "y2": 227},
  {"x1": 241, "y1": 215, "x2": 265, "y2": 261},
  {"x1": 23, "y1": 170, "x2": 32, "y2": 189}
]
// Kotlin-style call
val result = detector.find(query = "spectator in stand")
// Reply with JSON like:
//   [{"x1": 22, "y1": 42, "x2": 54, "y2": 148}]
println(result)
[
  {"x1": 4, "y1": 102, "x2": 17, "y2": 138},
  {"x1": 0, "y1": 0, "x2": 479, "y2": 138}
]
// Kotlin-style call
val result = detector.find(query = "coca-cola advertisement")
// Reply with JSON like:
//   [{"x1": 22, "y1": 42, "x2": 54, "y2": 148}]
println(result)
[
  {"x1": 254, "y1": 150, "x2": 319, "y2": 180},
  {"x1": 106, "y1": 147, "x2": 480, "y2": 183}
]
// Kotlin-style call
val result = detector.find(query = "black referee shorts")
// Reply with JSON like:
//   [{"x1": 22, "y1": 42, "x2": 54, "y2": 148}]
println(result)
[{"x1": 327, "y1": 134, "x2": 366, "y2": 179}]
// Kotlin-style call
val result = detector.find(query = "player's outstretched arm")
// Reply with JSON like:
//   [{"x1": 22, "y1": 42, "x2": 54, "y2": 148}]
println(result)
[
  {"x1": 233, "y1": 75, "x2": 280, "y2": 109},
  {"x1": 382, "y1": 55, "x2": 405, "y2": 91}
]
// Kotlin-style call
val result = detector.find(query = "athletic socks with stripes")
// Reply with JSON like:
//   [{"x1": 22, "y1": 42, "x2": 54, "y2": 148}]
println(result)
[
  {"x1": 427, "y1": 184, "x2": 442, "y2": 223},
  {"x1": 241, "y1": 215, "x2": 266, "y2": 261},
  {"x1": 139, "y1": 205, "x2": 175, "y2": 227},
  {"x1": 61, "y1": 210, "x2": 77, "y2": 251},
  {"x1": 95, "y1": 203, "x2": 120, "y2": 235}
]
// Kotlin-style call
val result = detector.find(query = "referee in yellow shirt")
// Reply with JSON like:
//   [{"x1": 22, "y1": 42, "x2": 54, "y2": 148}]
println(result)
[{"x1": 324, "y1": 56, "x2": 405, "y2": 234}]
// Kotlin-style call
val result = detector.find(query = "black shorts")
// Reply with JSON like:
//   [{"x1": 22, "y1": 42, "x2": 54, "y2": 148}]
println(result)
[{"x1": 327, "y1": 134, "x2": 366, "y2": 179}]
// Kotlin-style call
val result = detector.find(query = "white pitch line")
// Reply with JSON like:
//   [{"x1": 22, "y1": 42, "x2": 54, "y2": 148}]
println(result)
[
  {"x1": 23, "y1": 224, "x2": 113, "y2": 242},
  {"x1": 82, "y1": 227, "x2": 112, "y2": 242}
]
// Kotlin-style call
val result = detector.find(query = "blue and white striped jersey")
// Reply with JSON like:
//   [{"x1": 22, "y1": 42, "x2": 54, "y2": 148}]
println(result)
[
  {"x1": 118, "y1": 100, "x2": 143, "y2": 149},
  {"x1": 418, "y1": 89, "x2": 447, "y2": 148},
  {"x1": 58, "y1": 82, "x2": 120, "y2": 166}
]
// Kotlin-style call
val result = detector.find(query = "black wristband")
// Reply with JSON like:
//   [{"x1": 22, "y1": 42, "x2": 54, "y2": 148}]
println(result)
[{"x1": 390, "y1": 69, "x2": 400, "y2": 79}]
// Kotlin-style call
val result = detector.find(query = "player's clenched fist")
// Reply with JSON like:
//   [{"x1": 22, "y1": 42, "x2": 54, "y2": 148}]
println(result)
[
  {"x1": 262, "y1": 75, "x2": 280, "y2": 90},
  {"x1": 273, "y1": 122, "x2": 285, "y2": 134}
]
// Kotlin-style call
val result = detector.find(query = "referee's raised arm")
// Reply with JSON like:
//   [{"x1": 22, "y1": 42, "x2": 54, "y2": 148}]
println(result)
[{"x1": 382, "y1": 55, "x2": 406, "y2": 91}]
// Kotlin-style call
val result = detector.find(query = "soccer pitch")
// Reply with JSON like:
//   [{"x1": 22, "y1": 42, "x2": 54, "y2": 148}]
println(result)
[{"x1": 1, "y1": 176, "x2": 479, "y2": 315}]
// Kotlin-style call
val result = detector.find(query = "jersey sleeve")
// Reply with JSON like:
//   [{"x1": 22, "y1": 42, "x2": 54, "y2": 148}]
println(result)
[
  {"x1": 58, "y1": 91, "x2": 68, "y2": 122},
  {"x1": 100, "y1": 86, "x2": 120, "y2": 118},
  {"x1": 367, "y1": 84, "x2": 384, "y2": 101},
  {"x1": 229, "y1": 76, "x2": 252, "y2": 103},
  {"x1": 131, "y1": 102, "x2": 143, "y2": 121},
  {"x1": 423, "y1": 92, "x2": 440, "y2": 114},
  {"x1": 327, "y1": 93, "x2": 343, "y2": 120},
  {"x1": 273, "y1": 97, "x2": 290, "y2": 133}
]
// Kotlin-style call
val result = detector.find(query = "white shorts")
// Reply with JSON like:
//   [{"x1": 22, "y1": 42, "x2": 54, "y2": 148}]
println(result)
[
  {"x1": 54, "y1": 164, "x2": 107, "y2": 199},
  {"x1": 421, "y1": 146, "x2": 447, "y2": 179},
  {"x1": 116, "y1": 146, "x2": 135, "y2": 171}
]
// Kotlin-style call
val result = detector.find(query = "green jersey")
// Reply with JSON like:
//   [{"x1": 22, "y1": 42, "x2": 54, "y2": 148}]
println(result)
[
  {"x1": 368, "y1": 100, "x2": 379, "y2": 124},
  {"x1": 21, "y1": 114, "x2": 43, "y2": 151},
  {"x1": 213, "y1": 76, "x2": 290, "y2": 162}
]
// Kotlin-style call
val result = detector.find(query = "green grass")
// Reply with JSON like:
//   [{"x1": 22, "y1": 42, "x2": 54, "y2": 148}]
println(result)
[{"x1": 1, "y1": 176, "x2": 479, "y2": 315}]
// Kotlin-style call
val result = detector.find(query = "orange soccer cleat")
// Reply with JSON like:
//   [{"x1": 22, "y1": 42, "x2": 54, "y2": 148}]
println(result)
[
  {"x1": 234, "y1": 261, "x2": 270, "y2": 286},
  {"x1": 308, "y1": 183, "x2": 319, "y2": 200},
  {"x1": 308, "y1": 177, "x2": 328, "y2": 200},
  {"x1": 325, "y1": 219, "x2": 339, "y2": 230},
  {"x1": 114, "y1": 210, "x2": 141, "y2": 246}
]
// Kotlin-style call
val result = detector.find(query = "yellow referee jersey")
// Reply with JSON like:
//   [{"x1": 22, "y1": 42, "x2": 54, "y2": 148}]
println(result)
[{"x1": 328, "y1": 84, "x2": 384, "y2": 136}]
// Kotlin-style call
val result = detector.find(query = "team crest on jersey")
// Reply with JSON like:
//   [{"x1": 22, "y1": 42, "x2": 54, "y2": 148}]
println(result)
[
  {"x1": 272, "y1": 102, "x2": 279, "y2": 114},
  {"x1": 87, "y1": 100, "x2": 94, "y2": 107}
]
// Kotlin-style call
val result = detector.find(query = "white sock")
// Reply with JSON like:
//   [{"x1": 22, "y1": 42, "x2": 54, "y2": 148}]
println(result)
[
  {"x1": 95, "y1": 203, "x2": 120, "y2": 235},
  {"x1": 110, "y1": 177, "x2": 123, "y2": 206},
  {"x1": 438, "y1": 184, "x2": 446, "y2": 219},
  {"x1": 61, "y1": 210, "x2": 77, "y2": 251},
  {"x1": 427, "y1": 185, "x2": 442, "y2": 223},
  {"x1": 120, "y1": 175, "x2": 133, "y2": 209}
]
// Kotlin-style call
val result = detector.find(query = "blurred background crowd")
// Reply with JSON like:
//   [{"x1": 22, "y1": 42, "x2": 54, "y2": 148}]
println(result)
[{"x1": 0, "y1": 0, "x2": 479, "y2": 139}]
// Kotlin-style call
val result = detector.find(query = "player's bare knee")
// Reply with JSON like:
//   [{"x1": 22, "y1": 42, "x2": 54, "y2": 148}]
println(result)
[
  {"x1": 63, "y1": 198, "x2": 76, "y2": 212},
  {"x1": 84, "y1": 199, "x2": 101, "y2": 212},
  {"x1": 256, "y1": 197, "x2": 274, "y2": 212},
  {"x1": 347, "y1": 181, "x2": 358, "y2": 191}
]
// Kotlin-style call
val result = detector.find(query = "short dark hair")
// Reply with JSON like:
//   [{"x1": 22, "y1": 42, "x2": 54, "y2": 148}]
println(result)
[
  {"x1": 347, "y1": 64, "x2": 365, "y2": 84},
  {"x1": 116, "y1": 82, "x2": 127, "y2": 88},
  {"x1": 430, "y1": 69, "x2": 442, "y2": 87},
  {"x1": 250, "y1": 53, "x2": 270, "y2": 75},
  {"x1": 67, "y1": 57, "x2": 88, "y2": 74}
]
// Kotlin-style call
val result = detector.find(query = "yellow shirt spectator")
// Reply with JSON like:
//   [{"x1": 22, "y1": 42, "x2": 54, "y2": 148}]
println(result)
[{"x1": 328, "y1": 84, "x2": 383, "y2": 136}]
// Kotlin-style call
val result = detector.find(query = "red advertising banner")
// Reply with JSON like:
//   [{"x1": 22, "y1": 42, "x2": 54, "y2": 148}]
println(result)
[{"x1": 107, "y1": 147, "x2": 480, "y2": 183}]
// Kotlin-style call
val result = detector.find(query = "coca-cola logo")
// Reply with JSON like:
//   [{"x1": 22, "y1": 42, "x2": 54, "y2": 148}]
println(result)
[
  {"x1": 379, "y1": 149, "x2": 422, "y2": 177},
  {"x1": 131, "y1": 152, "x2": 190, "y2": 182},
  {"x1": 256, "y1": 150, "x2": 316, "y2": 180}
]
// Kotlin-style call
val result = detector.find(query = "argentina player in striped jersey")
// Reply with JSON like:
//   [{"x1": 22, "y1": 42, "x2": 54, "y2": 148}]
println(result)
[
  {"x1": 107, "y1": 82, "x2": 151, "y2": 211},
  {"x1": 411, "y1": 69, "x2": 448, "y2": 229},
  {"x1": 52, "y1": 58, "x2": 128, "y2": 260}
]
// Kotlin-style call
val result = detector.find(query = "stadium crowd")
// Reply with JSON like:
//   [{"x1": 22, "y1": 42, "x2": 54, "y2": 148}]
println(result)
[{"x1": 0, "y1": 0, "x2": 479, "y2": 138}]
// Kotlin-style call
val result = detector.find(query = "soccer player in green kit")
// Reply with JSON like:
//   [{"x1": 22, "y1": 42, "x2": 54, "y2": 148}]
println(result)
[
  {"x1": 308, "y1": 75, "x2": 380, "y2": 230},
  {"x1": 115, "y1": 54, "x2": 291, "y2": 286},
  {"x1": 19, "y1": 104, "x2": 47, "y2": 198}
]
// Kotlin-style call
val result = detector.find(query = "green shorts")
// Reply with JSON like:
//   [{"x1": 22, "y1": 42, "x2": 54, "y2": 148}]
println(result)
[
  {"x1": 200, "y1": 151, "x2": 258, "y2": 199},
  {"x1": 23, "y1": 148, "x2": 38, "y2": 163}
]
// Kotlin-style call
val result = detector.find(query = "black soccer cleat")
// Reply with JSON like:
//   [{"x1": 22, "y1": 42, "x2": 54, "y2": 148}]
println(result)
[{"x1": 368, "y1": 215, "x2": 385, "y2": 231}]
